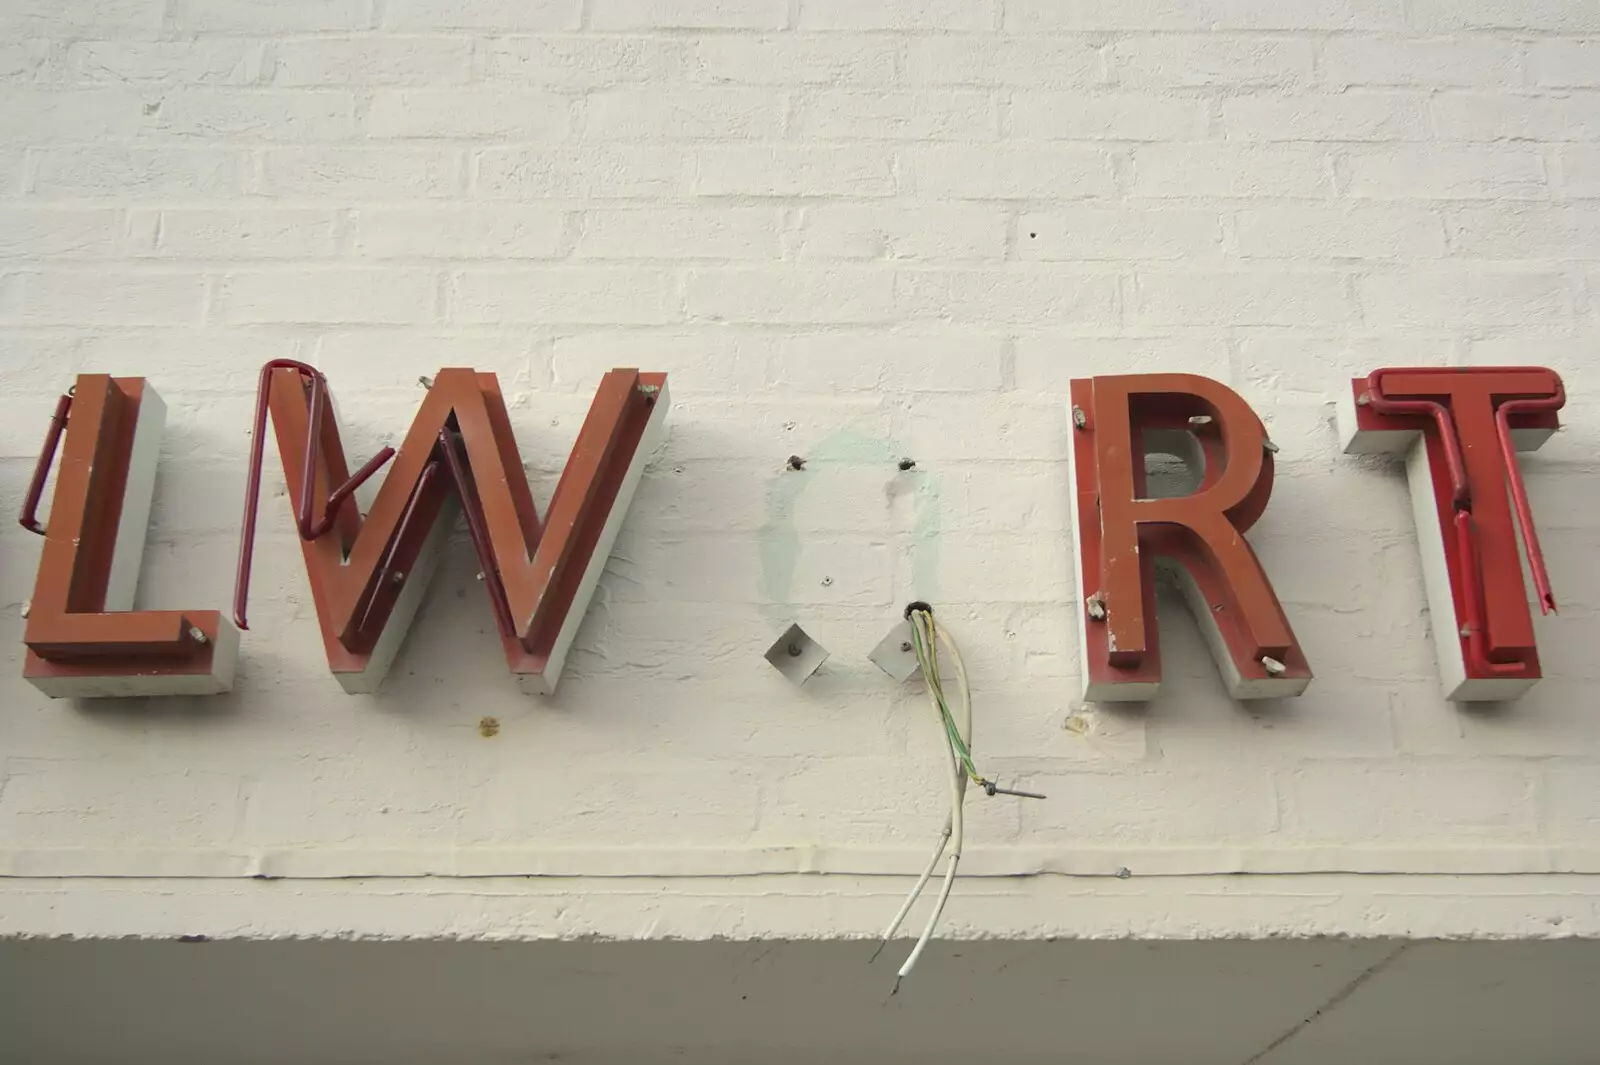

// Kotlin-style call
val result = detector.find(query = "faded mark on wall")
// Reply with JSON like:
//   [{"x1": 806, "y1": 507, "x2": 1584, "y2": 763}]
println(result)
[{"x1": 759, "y1": 429, "x2": 941, "y2": 619}]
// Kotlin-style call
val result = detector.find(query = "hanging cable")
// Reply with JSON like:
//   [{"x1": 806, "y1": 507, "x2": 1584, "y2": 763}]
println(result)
[
  {"x1": 873, "y1": 607, "x2": 970, "y2": 993},
  {"x1": 873, "y1": 606, "x2": 1045, "y2": 993},
  {"x1": 893, "y1": 609, "x2": 968, "y2": 993}
]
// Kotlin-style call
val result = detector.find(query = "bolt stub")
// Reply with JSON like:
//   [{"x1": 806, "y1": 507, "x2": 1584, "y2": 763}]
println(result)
[
  {"x1": 188, "y1": 626, "x2": 208, "y2": 645},
  {"x1": 1085, "y1": 594, "x2": 1107, "y2": 621},
  {"x1": 1071, "y1": 405, "x2": 1087, "y2": 429},
  {"x1": 1260, "y1": 655, "x2": 1287, "y2": 676}
]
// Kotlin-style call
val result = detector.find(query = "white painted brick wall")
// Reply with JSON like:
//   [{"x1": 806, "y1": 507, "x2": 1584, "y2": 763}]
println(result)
[{"x1": 2, "y1": 0, "x2": 1599, "y2": 943}]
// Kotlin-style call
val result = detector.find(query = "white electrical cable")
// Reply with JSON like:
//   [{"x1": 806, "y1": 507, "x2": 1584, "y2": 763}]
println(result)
[
  {"x1": 868, "y1": 815, "x2": 948, "y2": 964},
  {"x1": 874, "y1": 612, "x2": 955, "y2": 951},
  {"x1": 876, "y1": 609, "x2": 974, "y2": 994}
]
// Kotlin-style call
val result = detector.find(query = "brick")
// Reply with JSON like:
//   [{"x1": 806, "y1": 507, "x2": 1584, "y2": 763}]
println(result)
[
  {"x1": 796, "y1": 90, "x2": 994, "y2": 140},
  {"x1": 801, "y1": 0, "x2": 996, "y2": 30},
  {"x1": 590, "y1": 0, "x2": 786, "y2": 28},
  {"x1": 0, "y1": 89, "x2": 144, "y2": 141},
  {"x1": 688, "y1": 35, "x2": 894, "y2": 85},
  {"x1": 552, "y1": 329, "x2": 769, "y2": 392},
  {"x1": 33, "y1": 147, "x2": 246, "y2": 199},
  {"x1": 1343, "y1": 146, "x2": 1547, "y2": 199},
  {"x1": 315, "y1": 329, "x2": 545, "y2": 387},
  {"x1": 493, "y1": 765, "x2": 763, "y2": 845},
  {"x1": 1447, "y1": 205, "x2": 1600, "y2": 258},
  {"x1": 1019, "y1": 207, "x2": 1221, "y2": 260},
  {"x1": 1136, "y1": 269, "x2": 1355, "y2": 326},
  {"x1": 889, "y1": 394, "x2": 1070, "y2": 461},
  {"x1": 481, "y1": 36, "x2": 680, "y2": 87},
  {"x1": 381, "y1": 0, "x2": 579, "y2": 30},
  {"x1": 1131, "y1": 144, "x2": 1332, "y2": 197},
  {"x1": 757, "y1": 757, "x2": 1018, "y2": 847},
  {"x1": 243, "y1": 757, "x2": 497, "y2": 846},
  {"x1": 169, "y1": 0, "x2": 368, "y2": 32},
  {"x1": 0, "y1": 0, "x2": 163, "y2": 34},
  {"x1": 0, "y1": 41, "x2": 44, "y2": 80},
  {"x1": 906, "y1": 144, "x2": 1114, "y2": 198},
  {"x1": 262, "y1": 147, "x2": 463, "y2": 198},
  {"x1": 154, "y1": 90, "x2": 356, "y2": 140},
  {"x1": 368, "y1": 90, "x2": 569, "y2": 139},
  {"x1": 611, "y1": 534, "x2": 891, "y2": 604},
  {"x1": 1530, "y1": 41, "x2": 1600, "y2": 88},
  {"x1": 133, "y1": 208, "x2": 340, "y2": 259},
  {"x1": 1006, "y1": 0, "x2": 1206, "y2": 30},
  {"x1": 931, "y1": 533, "x2": 1076, "y2": 601},
  {"x1": 354, "y1": 206, "x2": 563, "y2": 259},
  {"x1": 575, "y1": 208, "x2": 781, "y2": 260},
  {"x1": 1203, "y1": 0, "x2": 1403, "y2": 29},
  {"x1": 479, "y1": 146, "x2": 685, "y2": 198},
  {"x1": 1434, "y1": 93, "x2": 1600, "y2": 142},
  {"x1": 1547, "y1": 764, "x2": 1600, "y2": 835},
  {"x1": 797, "y1": 204, "x2": 1006, "y2": 260},
  {"x1": 1010, "y1": 92, "x2": 1206, "y2": 140},
  {"x1": 0, "y1": 270, "x2": 206, "y2": 325},
  {"x1": 896, "y1": 268, "x2": 1121, "y2": 326},
  {"x1": 1357, "y1": 270, "x2": 1574, "y2": 328},
  {"x1": 1223, "y1": 92, "x2": 1429, "y2": 142},
  {"x1": 1411, "y1": 0, "x2": 1600, "y2": 32},
  {"x1": 685, "y1": 267, "x2": 895, "y2": 324},
  {"x1": 1111, "y1": 36, "x2": 1314, "y2": 87},
  {"x1": 1286, "y1": 765, "x2": 1535, "y2": 840},
  {"x1": 1324, "y1": 38, "x2": 1520, "y2": 88},
  {"x1": 1235, "y1": 205, "x2": 1446, "y2": 258},
  {"x1": 0, "y1": 152, "x2": 23, "y2": 197},
  {"x1": 0, "y1": 208, "x2": 121, "y2": 258},
  {"x1": 0, "y1": 335, "x2": 85, "y2": 383},
  {"x1": 1015, "y1": 336, "x2": 1230, "y2": 391},
  {"x1": 908, "y1": 36, "x2": 1101, "y2": 86},
  {"x1": 586, "y1": 88, "x2": 785, "y2": 140},
  {"x1": 1511, "y1": 466, "x2": 1600, "y2": 530},
  {"x1": 75, "y1": 330, "x2": 311, "y2": 395},
  {"x1": 766, "y1": 331, "x2": 1004, "y2": 391},
  {"x1": 0, "y1": 767, "x2": 240, "y2": 844},
  {"x1": 1142, "y1": 632, "x2": 1401, "y2": 759},
  {"x1": 695, "y1": 146, "x2": 895, "y2": 196},
  {"x1": 64, "y1": 41, "x2": 259, "y2": 84},
  {"x1": 215, "y1": 269, "x2": 440, "y2": 324},
  {"x1": 271, "y1": 37, "x2": 472, "y2": 86},
  {"x1": 453, "y1": 267, "x2": 678, "y2": 324},
  {"x1": 1555, "y1": 146, "x2": 1600, "y2": 197},
  {"x1": 1025, "y1": 769, "x2": 1278, "y2": 842},
  {"x1": 944, "y1": 472, "x2": 1077, "y2": 534}
]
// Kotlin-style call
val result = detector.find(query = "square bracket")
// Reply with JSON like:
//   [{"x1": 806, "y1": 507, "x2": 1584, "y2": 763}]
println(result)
[
  {"x1": 868, "y1": 619, "x2": 921, "y2": 683},
  {"x1": 765, "y1": 623, "x2": 829, "y2": 686}
]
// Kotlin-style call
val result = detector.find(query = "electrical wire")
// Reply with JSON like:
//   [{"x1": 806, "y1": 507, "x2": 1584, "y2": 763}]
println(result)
[
  {"x1": 874, "y1": 608, "x2": 973, "y2": 994},
  {"x1": 872, "y1": 608, "x2": 1046, "y2": 991}
]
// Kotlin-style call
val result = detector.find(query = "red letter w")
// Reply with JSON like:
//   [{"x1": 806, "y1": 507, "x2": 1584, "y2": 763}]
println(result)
[{"x1": 235, "y1": 363, "x2": 668, "y2": 694}]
